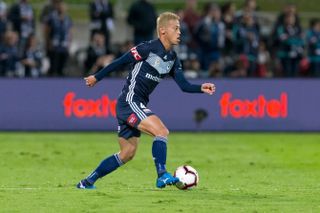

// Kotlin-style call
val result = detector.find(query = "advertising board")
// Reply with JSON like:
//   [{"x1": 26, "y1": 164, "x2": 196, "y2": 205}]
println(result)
[{"x1": 0, "y1": 79, "x2": 319, "y2": 131}]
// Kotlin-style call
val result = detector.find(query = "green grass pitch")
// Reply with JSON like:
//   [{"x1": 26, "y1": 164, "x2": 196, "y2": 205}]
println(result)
[{"x1": 0, "y1": 132, "x2": 319, "y2": 212}]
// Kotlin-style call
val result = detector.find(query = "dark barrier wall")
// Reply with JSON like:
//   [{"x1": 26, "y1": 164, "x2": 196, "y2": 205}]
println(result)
[{"x1": 0, "y1": 79, "x2": 319, "y2": 131}]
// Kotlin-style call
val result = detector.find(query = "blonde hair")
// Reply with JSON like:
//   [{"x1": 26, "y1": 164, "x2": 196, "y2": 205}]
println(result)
[{"x1": 156, "y1": 12, "x2": 180, "y2": 37}]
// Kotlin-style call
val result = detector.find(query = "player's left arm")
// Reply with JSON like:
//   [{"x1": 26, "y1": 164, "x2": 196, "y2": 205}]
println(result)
[{"x1": 171, "y1": 59, "x2": 216, "y2": 95}]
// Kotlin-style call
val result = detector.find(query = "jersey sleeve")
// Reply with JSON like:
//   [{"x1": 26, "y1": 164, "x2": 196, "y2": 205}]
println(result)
[
  {"x1": 129, "y1": 42, "x2": 151, "y2": 61},
  {"x1": 94, "y1": 52, "x2": 135, "y2": 81},
  {"x1": 94, "y1": 42, "x2": 151, "y2": 81},
  {"x1": 170, "y1": 58, "x2": 202, "y2": 93}
]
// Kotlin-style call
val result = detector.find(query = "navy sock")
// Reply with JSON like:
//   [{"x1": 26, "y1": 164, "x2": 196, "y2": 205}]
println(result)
[
  {"x1": 86, "y1": 153, "x2": 124, "y2": 185},
  {"x1": 152, "y1": 136, "x2": 168, "y2": 177}
]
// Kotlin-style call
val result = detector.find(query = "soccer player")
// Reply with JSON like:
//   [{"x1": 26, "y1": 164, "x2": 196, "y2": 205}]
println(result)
[{"x1": 77, "y1": 12, "x2": 215, "y2": 189}]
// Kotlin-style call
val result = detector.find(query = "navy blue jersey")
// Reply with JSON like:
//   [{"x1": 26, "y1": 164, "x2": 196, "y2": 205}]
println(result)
[{"x1": 95, "y1": 39, "x2": 202, "y2": 105}]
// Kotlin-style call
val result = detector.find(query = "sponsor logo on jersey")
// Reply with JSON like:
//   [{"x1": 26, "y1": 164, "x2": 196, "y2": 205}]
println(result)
[
  {"x1": 130, "y1": 47, "x2": 142, "y2": 60},
  {"x1": 127, "y1": 113, "x2": 138, "y2": 126},
  {"x1": 145, "y1": 73, "x2": 161, "y2": 82}
]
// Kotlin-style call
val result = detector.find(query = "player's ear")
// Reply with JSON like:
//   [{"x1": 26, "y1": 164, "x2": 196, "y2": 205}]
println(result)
[{"x1": 159, "y1": 26, "x2": 166, "y2": 35}]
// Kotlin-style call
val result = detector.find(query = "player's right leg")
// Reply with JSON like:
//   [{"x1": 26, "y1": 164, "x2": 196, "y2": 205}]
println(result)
[
  {"x1": 77, "y1": 101, "x2": 141, "y2": 189},
  {"x1": 76, "y1": 137, "x2": 139, "y2": 189},
  {"x1": 118, "y1": 137, "x2": 139, "y2": 163}
]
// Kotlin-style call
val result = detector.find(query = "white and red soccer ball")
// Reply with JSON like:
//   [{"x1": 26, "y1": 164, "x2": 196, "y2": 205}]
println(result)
[{"x1": 174, "y1": 165, "x2": 199, "y2": 190}]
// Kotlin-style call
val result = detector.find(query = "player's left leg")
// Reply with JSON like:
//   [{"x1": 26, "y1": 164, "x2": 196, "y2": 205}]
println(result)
[{"x1": 138, "y1": 115, "x2": 179, "y2": 188}]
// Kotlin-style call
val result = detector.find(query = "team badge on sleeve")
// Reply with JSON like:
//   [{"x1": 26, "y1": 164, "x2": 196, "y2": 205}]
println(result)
[{"x1": 130, "y1": 47, "x2": 142, "y2": 61}]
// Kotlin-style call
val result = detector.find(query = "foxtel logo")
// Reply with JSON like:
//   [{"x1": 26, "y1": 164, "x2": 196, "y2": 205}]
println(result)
[
  {"x1": 63, "y1": 92, "x2": 117, "y2": 118},
  {"x1": 219, "y1": 92, "x2": 288, "y2": 119}
]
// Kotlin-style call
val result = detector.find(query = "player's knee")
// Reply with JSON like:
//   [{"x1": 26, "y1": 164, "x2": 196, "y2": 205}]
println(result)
[
  {"x1": 120, "y1": 147, "x2": 136, "y2": 162},
  {"x1": 126, "y1": 150, "x2": 136, "y2": 161},
  {"x1": 156, "y1": 127, "x2": 169, "y2": 138}
]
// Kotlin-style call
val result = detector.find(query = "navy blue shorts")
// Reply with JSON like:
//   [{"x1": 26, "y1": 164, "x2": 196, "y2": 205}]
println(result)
[{"x1": 116, "y1": 101, "x2": 154, "y2": 139}]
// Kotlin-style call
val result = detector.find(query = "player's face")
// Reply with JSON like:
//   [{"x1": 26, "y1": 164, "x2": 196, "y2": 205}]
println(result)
[{"x1": 165, "y1": 19, "x2": 181, "y2": 45}]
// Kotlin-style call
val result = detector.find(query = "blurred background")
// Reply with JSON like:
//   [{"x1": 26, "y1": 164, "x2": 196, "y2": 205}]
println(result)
[
  {"x1": 1, "y1": 0, "x2": 320, "y2": 132},
  {"x1": 1, "y1": 0, "x2": 320, "y2": 78}
]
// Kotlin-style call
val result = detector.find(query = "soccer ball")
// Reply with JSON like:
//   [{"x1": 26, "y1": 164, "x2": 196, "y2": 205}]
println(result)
[{"x1": 174, "y1": 165, "x2": 199, "y2": 190}]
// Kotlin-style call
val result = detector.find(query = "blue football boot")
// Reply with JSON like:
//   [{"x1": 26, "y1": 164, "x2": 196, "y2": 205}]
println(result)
[
  {"x1": 76, "y1": 179, "x2": 96, "y2": 189},
  {"x1": 156, "y1": 172, "x2": 179, "y2": 188}
]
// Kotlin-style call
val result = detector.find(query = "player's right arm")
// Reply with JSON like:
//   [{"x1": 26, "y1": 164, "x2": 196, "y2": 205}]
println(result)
[
  {"x1": 84, "y1": 43, "x2": 151, "y2": 87},
  {"x1": 84, "y1": 52, "x2": 134, "y2": 87}
]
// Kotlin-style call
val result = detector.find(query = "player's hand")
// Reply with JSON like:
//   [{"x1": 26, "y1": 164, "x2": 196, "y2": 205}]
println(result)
[
  {"x1": 84, "y1": 75, "x2": 97, "y2": 87},
  {"x1": 201, "y1": 83, "x2": 215, "y2": 95}
]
